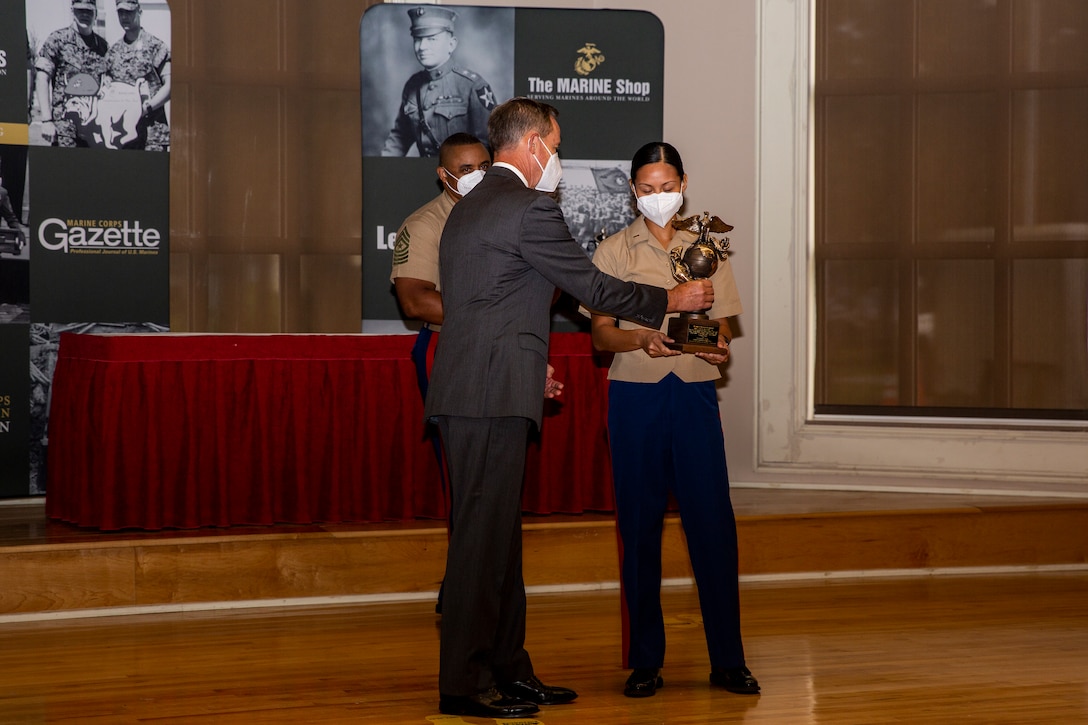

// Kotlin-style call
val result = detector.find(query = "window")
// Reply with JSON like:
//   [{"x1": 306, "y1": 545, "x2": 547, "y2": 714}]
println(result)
[
  {"x1": 755, "y1": 0, "x2": 1086, "y2": 490},
  {"x1": 814, "y1": 0, "x2": 1088, "y2": 419}
]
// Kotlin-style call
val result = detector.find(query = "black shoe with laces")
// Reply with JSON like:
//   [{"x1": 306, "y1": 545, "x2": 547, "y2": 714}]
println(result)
[
  {"x1": 501, "y1": 674, "x2": 577, "y2": 705},
  {"x1": 710, "y1": 665, "x2": 760, "y2": 694},
  {"x1": 624, "y1": 668, "x2": 664, "y2": 698},
  {"x1": 439, "y1": 687, "x2": 539, "y2": 718}
]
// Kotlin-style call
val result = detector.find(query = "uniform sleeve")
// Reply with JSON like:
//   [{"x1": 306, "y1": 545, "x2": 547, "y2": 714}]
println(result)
[
  {"x1": 469, "y1": 76, "x2": 496, "y2": 144},
  {"x1": 707, "y1": 257, "x2": 743, "y2": 319},
  {"x1": 36, "y1": 32, "x2": 60, "y2": 76},
  {"x1": 104, "y1": 44, "x2": 120, "y2": 75},
  {"x1": 382, "y1": 83, "x2": 414, "y2": 157},
  {"x1": 590, "y1": 236, "x2": 624, "y2": 277},
  {"x1": 153, "y1": 38, "x2": 170, "y2": 73},
  {"x1": 578, "y1": 236, "x2": 623, "y2": 318},
  {"x1": 389, "y1": 214, "x2": 441, "y2": 286}
]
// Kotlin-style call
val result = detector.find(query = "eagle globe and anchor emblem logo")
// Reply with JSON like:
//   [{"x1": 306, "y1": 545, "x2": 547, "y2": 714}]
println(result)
[{"x1": 574, "y1": 42, "x2": 605, "y2": 76}]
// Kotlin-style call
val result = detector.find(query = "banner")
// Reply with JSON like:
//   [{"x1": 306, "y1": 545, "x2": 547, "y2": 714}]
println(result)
[
  {"x1": 0, "y1": 0, "x2": 171, "y2": 498},
  {"x1": 360, "y1": 5, "x2": 664, "y2": 329},
  {"x1": 29, "y1": 147, "x2": 169, "y2": 322},
  {"x1": 0, "y1": 325, "x2": 29, "y2": 496}
]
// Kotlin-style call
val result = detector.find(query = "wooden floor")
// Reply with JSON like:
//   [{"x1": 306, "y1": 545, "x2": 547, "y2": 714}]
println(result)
[
  {"x1": 1, "y1": 489, "x2": 1087, "y2": 722},
  {"x1": 1, "y1": 574, "x2": 1086, "y2": 723}
]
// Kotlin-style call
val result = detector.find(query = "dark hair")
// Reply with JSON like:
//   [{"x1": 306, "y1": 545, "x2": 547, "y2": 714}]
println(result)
[
  {"x1": 438, "y1": 133, "x2": 487, "y2": 166},
  {"x1": 487, "y1": 97, "x2": 559, "y2": 152},
  {"x1": 630, "y1": 142, "x2": 685, "y2": 181}
]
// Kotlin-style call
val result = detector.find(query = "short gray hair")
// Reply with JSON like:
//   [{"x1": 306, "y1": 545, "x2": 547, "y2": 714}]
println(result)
[{"x1": 487, "y1": 97, "x2": 559, "y2": 152}]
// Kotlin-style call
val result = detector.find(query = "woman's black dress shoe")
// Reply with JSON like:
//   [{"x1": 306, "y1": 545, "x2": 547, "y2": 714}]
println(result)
[
  {"x1": 710, "y1": 665, "x2": 761, "y2": 694},
  {"x1": 624, "y1": 668, "x2": 664, "y2": 697}
]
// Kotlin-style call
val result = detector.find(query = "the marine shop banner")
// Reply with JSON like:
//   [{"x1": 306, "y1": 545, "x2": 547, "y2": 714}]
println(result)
[
  {"x1": 0, "y1": 0, "x2": 171, "y2": 498},
  {"x1": 359, "y1": 5, "x2": 664, "y2": 329}
]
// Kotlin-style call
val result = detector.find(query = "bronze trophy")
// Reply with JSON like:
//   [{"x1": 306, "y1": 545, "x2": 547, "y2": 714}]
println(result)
[{"x1": 665, "y1": 212, "x2": 733, "y2": 353}]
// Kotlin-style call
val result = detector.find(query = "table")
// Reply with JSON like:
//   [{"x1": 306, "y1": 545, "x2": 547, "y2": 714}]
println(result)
[{"x1": 45, "y1": 332, "x2": 616, "y2": 530}]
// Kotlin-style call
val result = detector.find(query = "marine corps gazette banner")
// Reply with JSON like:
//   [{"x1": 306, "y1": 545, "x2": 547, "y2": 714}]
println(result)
[
  {"x1": 359, "y1": 5, "x2": 664, "y2": 330},
  {"x1": 0, "y1": 0, "x2": 171, "y2": 498}
]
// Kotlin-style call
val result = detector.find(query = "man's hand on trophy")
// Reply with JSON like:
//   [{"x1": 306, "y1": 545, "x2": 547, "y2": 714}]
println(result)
[
  {"x1": 666, "y1": 279, "x2": 714, "y2": 313},
  {"x1": 637, "y1": 329, "x2": 682, "y2": 358}
]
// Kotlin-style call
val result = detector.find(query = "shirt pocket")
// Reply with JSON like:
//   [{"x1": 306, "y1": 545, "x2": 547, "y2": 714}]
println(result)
[{"x1": 433, "y1": 97, "x2": 467, "y2": 121}]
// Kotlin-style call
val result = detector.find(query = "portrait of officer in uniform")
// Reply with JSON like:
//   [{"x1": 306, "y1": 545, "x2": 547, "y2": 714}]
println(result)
[{"x1": 381, "y1": 7, "x2": 497, "y2": 157}]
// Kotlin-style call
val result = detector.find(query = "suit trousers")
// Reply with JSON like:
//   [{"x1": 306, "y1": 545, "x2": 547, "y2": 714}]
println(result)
[
  {"x1": 608, "y1": 374, "x2": 746, "y2": 670},
  {"x1": 434, "y1": 415, "x2": 535, "y2": 695}
]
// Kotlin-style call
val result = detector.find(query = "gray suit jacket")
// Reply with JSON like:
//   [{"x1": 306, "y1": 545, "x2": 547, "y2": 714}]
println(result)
[{"x1": 425, "y1": 166, "x2": 667, "y2": 429}]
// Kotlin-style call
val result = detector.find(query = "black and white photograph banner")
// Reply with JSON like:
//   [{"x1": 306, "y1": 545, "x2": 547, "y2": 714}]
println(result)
[
  {"x1": 0, "y1": 0, "x2": 171, "y2": 498},
  {"x1": 360, "y1": 5, "x2": 664, "y2": 329}
]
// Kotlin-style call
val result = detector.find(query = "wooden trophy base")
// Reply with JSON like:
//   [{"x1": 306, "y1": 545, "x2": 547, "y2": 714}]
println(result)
[{"x1": 665, "y1": 315, "x2": 722, "y2": 354}]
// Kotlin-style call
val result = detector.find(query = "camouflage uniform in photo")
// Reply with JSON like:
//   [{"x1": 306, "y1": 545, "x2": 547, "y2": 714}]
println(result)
[
  {"x1": 105, "y1": 29, "x2": 171, "y2": 151},
  {"x1": 36, "y1": 26, "x2": 108, "y2": 147}
]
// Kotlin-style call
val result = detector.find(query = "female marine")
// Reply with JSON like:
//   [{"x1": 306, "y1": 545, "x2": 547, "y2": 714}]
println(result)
[{"x1": 589, "y1": 142, "x2": 759, "y2": 698}]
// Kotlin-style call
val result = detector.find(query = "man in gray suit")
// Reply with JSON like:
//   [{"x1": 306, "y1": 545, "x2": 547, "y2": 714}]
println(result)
[{"x1": 425, "y1": 97, "x2": 715, "y2": 720}]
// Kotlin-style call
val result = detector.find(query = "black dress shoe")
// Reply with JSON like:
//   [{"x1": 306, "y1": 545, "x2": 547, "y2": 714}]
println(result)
[
  {"x1": 624, "y1": 668, "x2": 664, "y2": 698},
  {"x1": 438, "y1": 688, "x2": 540, "y2": 718},
  {"x1": 502, "y1": 674, "x2": 578, "y2": 705},
  {"x1": 710, "y1": 665, "x2": 761, "y2": 694}
]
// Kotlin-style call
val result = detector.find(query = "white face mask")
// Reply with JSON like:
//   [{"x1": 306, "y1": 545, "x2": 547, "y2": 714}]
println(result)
[
  {"x1": 532, "y1": 140, "x2": 563, "y2": 193},
  {"x1": 636, "y1": 189, "x2": 684, "y2": 228},
  {"x1": 444, "y1": 168, "x2": 485, "y2": 197}
]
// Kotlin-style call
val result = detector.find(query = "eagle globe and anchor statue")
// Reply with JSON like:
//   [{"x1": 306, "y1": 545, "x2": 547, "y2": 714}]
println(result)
[{"x1": 665, "y1": 211, "x2": 733, "y2": 354}]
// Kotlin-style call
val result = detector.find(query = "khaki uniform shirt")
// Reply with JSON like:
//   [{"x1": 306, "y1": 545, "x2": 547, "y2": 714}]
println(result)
[
  {"x1": 588, "y1": 216, "x2": 743, "y2": 384},
  {"x1": 390, "y1": 190, "x2": 456, "y2": 290},
  {"x1": 390, "y1": 190, "x2": 454, "y2": 330}
]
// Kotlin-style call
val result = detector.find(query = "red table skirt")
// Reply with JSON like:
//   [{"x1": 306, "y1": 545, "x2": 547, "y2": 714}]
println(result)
[{"x1": 45, "y1": 332, "x2": 616, "y2": 530}]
